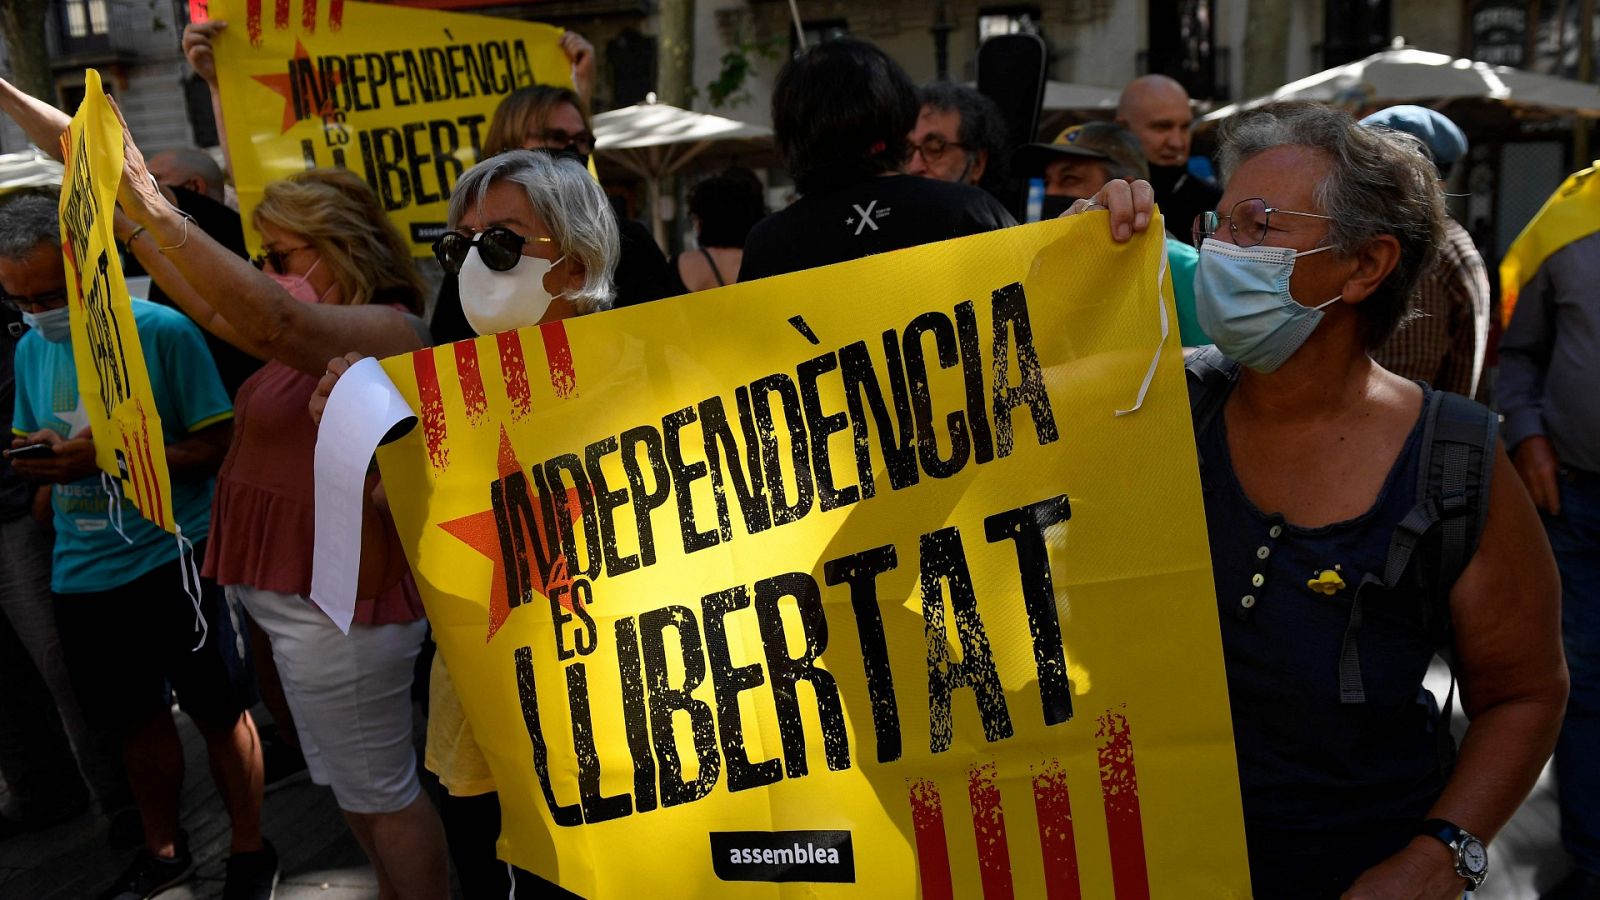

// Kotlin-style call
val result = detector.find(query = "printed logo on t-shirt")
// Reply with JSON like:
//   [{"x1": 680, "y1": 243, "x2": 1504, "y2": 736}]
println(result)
[{"x1": 844, "y1": 200, "x2": 891, "y2": 236}]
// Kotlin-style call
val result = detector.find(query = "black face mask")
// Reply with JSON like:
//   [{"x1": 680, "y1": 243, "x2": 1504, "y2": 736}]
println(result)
[{"x1": 1040, "y1": 194, "x2": 1079, "y2": 220}]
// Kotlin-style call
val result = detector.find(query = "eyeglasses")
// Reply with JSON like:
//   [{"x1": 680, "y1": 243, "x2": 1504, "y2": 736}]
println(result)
[
  {"x1": 252, "y1": 244, "x2": 313, "y2": 275},
  {"x1": 1192, "y1": 197, "x2": 1336, "y2": 249},
  {"x1": 0, "y1": 286, "x2": 70, "y2": 312},
  {"x1": 526, "y1": 129, "x2": 596, "y2": 155},
  {"x1": 432, "y1": 227, "x2": 555, "y2": 275},
  {"x1": 905, "y1": 136, "x2": 965, "y2": 164}
]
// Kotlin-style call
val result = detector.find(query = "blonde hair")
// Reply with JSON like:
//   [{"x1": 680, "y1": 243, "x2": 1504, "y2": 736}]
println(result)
[
  {"x1": 252, "y1": 169, "x2": 425, "y2": 311},
  {"x1": 483, "y1": 85, "x2": 590, "y2": 159}
]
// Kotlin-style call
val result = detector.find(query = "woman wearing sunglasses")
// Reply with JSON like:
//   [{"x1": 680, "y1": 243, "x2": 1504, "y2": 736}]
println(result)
[
  {"x1": 313, "y1": 148, "x2": 616, "y2": 898},
  {"x1": 113, "y1": 142, "x2": 450, "y2": 895}
]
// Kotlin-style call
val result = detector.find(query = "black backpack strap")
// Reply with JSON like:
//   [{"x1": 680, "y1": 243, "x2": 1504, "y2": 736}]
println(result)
[{"x1": 1185, "y1": 345, "x2": 1239, "y2": 438}]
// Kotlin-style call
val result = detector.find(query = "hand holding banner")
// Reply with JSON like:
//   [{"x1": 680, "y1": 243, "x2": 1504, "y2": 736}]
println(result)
[
  {"x1": 58, "y1": 70, "x2": 177, "y2": 532},
  {"x1": 335, "y1": 217, "x2": 1250, "y2": 896}
]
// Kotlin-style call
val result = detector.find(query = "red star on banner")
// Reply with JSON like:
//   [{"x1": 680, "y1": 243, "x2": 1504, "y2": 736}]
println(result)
[
  {"x1": 250, "y1": 40, "x2": 340, "y2": 135},
  {"x1": 438, "y1": 427, "x2": 584, "y2": 642}
]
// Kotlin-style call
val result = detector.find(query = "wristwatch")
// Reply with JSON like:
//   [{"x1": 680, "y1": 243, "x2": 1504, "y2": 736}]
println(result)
[{"x1": 1418, "y1": 818, "x2": 1488, "y2": 890}]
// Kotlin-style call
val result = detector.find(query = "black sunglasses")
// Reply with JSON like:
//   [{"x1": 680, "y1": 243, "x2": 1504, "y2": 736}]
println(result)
[{"x1": 432, "y1": 227, "x2": 554, "y2": 275}]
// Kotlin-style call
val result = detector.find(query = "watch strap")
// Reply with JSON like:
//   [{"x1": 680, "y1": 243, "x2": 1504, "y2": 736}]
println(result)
[
  {"x1": 1418, "y1": 817, "x2": 1463, "y2": 847},
  {"x1": 1418, "y1": 818, "x2": 1486, "y2": 888}
]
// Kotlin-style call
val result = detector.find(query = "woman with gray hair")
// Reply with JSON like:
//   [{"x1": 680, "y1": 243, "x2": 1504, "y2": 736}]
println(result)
[
  {"x1": 430, "y1": 149, "x2": 619, "y2": 333},
  {"x1": 313, "y1": 148, "x2": 618, "y2": 899},
  {"x1": 1184, "y1": 101, "x2": 1566, "y2": 897}
]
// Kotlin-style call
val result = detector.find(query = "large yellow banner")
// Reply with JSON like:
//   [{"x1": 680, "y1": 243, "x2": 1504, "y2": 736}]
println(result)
[
  {"x1": 58, "y1": 70, "x2": 177, "y2": 532},
  {"x1": 210, "y1": 0, "x2": 570, "y2": 255},
  {"x1": 375, "y1": 218, "x2": 1249, "y2": 897}
]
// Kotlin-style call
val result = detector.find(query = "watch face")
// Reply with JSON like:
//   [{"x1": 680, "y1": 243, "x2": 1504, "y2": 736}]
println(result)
[{"x1": 1462, "y1": 839, "x2": 1488, "y2": 875}]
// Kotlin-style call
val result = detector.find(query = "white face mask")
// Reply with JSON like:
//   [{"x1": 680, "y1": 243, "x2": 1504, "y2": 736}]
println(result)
[
  {"x1": 21, "y1": 305, "x2": 73, "y2": 343},
  {"x1": 457, "y1": 246, "x2": 566, "y2": 336}
]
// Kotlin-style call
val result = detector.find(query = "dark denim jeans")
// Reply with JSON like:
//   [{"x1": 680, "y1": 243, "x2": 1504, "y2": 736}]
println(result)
[{"x1": 1550, "y1": 468, "x2": 1600, "y2": 874}]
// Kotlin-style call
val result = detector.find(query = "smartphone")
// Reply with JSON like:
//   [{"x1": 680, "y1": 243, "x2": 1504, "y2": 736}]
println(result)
[{"x1": 3, "y1": 443, "x2": 53, "y2": 459}]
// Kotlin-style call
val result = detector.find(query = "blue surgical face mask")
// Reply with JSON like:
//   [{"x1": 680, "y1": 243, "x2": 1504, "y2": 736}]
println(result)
[
  {"x1": 1194, "y1": 237, "x2": 1342, "y2": 373},
  {"x1": 21, "y1": 306, "x2": 72, "y2": 343}
]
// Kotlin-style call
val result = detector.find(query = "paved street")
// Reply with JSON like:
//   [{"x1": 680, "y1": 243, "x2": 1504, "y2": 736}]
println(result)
[{"x1": 0, "y1": 668, "x2": 1578, "y2": 898}]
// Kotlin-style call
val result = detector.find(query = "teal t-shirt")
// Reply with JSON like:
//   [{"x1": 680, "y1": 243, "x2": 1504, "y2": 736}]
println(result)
[
  {"x1": 1165, "y1": 236, "x2": 1210, "y2": 347},
  {"x1": 11, "y1": 300, "x2": 233, "y2": 593}
]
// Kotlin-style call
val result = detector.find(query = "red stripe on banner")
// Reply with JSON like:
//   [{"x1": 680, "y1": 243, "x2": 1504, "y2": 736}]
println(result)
[
  {"x1": 454, "y1": 341, "x2": 488, "y2": 425},
  {"x1": 1032, "y1": 758, "x2": 1082, "y2": 900},
  {"x1": 246, "y1": 0, "x2": 262, "y2": 44},
  {"x1": 300, "y1": 0, "x2": 316, "y2": 31},
  {"x1": 1097, "y1": 710, "x2": 1151, "y2": 900},
  {"x1": 139, "y1": 424, "x2": 167, "y2": 530},
  {"x1": 273, "y1": 0, "x2": 289, "y2": 30},
  {"x1": 909, "y1": 779, "x2": 954, "y2": 900},
  {"x1": 413, "y1": 349, "x2": 450, "y2": 471},
  {"x1": 497, "y1": 331, "x2": 532, "y2": 421},
  {"x1": 968, "y1": 762, "x2": 1014, "y2": 900},
  {"x1": 540, "y1": 320, "x2": 577, "y2": 399},
  {"x1": 328, "y1": 0, "x2": 344, "y2": 30},
  {"x1": 117, "y1": 424, "x2": 148, "y2": 525}
]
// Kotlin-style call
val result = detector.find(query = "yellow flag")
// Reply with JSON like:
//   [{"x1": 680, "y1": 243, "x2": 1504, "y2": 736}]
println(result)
[
  {"x1": 209, "y1": 0, "x2": 570, "y2": 256},
  {"x1": 58, "y1": 70, "x2": 176, "y2": 532},
  {"x1": 375, "y1": 218, "x2": 1250, "y2": 897},
  {"x1": 1500, "y1": 160, "x2": 1600, "y2": 327}
]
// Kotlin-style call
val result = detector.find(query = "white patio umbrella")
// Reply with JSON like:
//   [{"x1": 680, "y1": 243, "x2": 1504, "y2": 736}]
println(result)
[
  {"x1": 0, "y1": 148, "x2": 64, "y2": 194},
  {"x1": 1202, "y1": 44, "x2": 1600, "y2": 122},
  {"x1": 593, "y1": 97, "x2": 774, "y2": 247}
]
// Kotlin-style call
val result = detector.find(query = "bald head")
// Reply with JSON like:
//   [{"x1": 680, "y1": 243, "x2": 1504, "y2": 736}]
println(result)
[
  {"x1": 1116, "y1": 75, "x2": 1194, "y2": 168},
  {"x1": 147, "y1": 147, "x2": 226, "y2": 202}
]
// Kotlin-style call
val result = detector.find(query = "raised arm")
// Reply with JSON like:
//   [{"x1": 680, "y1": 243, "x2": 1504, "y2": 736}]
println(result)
[
  {"x1": 182, "y1": 21, "x2": 233, "y2": 176},
  {"x1": 112, "y1": 105, "x2": 427, "y2": 375},
  {"x1": 0, "y1": 76, "x2": 72, "y2": 161}
]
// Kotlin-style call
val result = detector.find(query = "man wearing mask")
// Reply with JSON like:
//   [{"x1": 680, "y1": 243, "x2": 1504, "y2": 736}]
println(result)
[
  {"x1": 0, "y1": 192, "x2": 274, "y2": 900},
  {"x1": 1117, "y1": 74, "x2": 1221, "y2": 241}
]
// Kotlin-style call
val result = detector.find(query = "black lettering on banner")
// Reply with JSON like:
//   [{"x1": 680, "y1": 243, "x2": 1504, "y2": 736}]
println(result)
[
  {"x1": 990, "y1": 283, "x2": 1060, "y2": 455},
  {"x1": 565, "y1": 661, "x2": 632, "y2": 823},
  {"x1": 429, "y1": 119, "x2": 465, "y2": 198},
  {"x1": 797, "y1": 352, "x2": 859, "y2": 512},
  {"x1": 699, "y1": 395, "x2": 771, "y2": 537},
  {"x1": 517, "y1": 466, "x2": 563, "y2": 595},
  {"x1": 838, "y1": 337, "x2": 919, "y2": 493},
  {"x1": 570, "y1": 579, "x2": 597, "y2": 656},
  {"x1": 548, "y1": 582, "x2": 576, "y2": 662},
  {"x1": 954, "y1": 300, "x2": 996, "y2": 465},
  {"x1": 585, "y1": 435, "x2": 640, "y2": 578},
  {"x1": 620, "y1": 425, "x2": 670, "y2": 567},
  {"x1": 985, "y1": 495, "x2": 1074, "y2": 726},
  {"x1": 823, "y1": 545, "x2": 902, "y2": 763},
  {"x1": 750, "y1": 374, "x2": 813, "y2": 526},
  {"x1": 545, "y1": 453, "x2": 601, "y2": 580},
  {"x1": 402, "y1": 121, "x2": 438, "y2": 205},
  {"x1": 638, "y1": 606, "x2": 721, "y2": 807},
  {"x1": 614, "y1": 618, "x2": 658, "y2": 813},
  {"x1": 700, "y1": 587, "x2": 783, "y2": 793},
  {"x1": 514, "y1": 646, "x2": 582, "y2": 826},
  {"x1": 663, "y1": 406, "x2": 723, "y2": 554},
  {"x1": 490, "y1": 473, "x2": 535, "y2": 610},
  {"x1": 921, "y1": 527, "x2": 1013, "y2": 752},
  {"x1": 903, "y1": 312, "x2": 971, "y2": 479},
  {"x1": 755, "y1": 572, "x2": 850, "y2": 776}
]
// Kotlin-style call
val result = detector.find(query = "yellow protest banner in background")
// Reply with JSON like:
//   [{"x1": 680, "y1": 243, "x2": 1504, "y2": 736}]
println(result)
[
  {"x1": 209, "y1": 0, "x2": 570, "y2": 255},
  {"x1": 375, "y1": 217, "x2": 1250, "y2": 897},
  {"x1": 58, "y1": 70, "x2": 176, "y2": 532}
]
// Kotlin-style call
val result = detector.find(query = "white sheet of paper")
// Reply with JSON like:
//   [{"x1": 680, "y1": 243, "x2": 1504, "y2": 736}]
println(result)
[{"x1": 310, "y1": 356, "x2": 416, "y2": 633}]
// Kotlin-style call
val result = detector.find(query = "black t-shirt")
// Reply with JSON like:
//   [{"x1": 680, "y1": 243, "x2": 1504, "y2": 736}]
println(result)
[
  {"x1": 1150, "y1": 164, "x2": 1223, "y2": 242},
  {"x1": 737, "y1": 174, "x2": 1017, "y2": 282},
  {"x1": 429, "y1": 211, "x2": 681, "y2": 345},
  {"x1": 125, "y1": 186, "x2": 264, "y2": 399}
]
